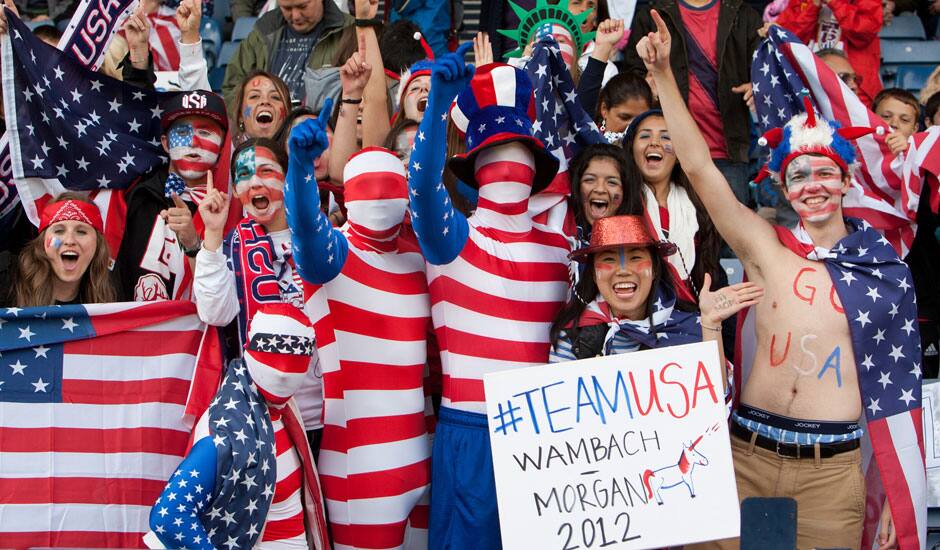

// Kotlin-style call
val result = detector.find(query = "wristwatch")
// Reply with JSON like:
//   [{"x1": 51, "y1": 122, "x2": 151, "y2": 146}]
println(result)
[
  {"x1": 182, "y1": 237, "x2": 202, "y2": 258},
  {"x1": 354, "y1": 17, "x2": 381, "y2": 27}
]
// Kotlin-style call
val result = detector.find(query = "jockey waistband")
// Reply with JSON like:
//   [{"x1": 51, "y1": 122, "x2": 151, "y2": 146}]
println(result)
[{"x1": 733, "y1": 404, "x2": 863, "y2": 444}]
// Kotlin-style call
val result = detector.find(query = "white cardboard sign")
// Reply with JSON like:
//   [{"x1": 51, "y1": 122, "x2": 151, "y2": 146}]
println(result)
[{"x1": 484, "y1": 341, "x2": 740, "y2": 549}]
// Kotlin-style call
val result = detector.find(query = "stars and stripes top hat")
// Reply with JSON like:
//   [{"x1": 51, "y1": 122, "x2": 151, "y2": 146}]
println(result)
[
  {"x1": 447, "y1": 63, "x2": 559, "y2": 193},
  {"x1": 244, "y1": 303, "x2": 315, "y2": 407},
  {"x1": 160, "y1": 90, "x2": 229, "y2": 134},
  {"x1": 569, "y1": 215, "x2": 677, "y2": 261},
  {"x1": 757, "y1": 96, "x2": 875, "y2": 183}
]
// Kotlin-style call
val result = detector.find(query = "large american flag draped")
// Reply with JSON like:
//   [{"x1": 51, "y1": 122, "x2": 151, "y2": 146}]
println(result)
[
  {"x1": 752, "y1": 26, "x2": 940, "y2": 257},
  {"x1": 0, "y1": 301, "x2": 222, "y2": 547},
  {"x1": 523, "y1": 35, "x2": 604, "y2": 226}
]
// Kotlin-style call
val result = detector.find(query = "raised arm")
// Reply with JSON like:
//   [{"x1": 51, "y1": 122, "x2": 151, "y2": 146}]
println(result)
[
  {"x1": 407, "y1": 43, "x2": 473, "y2": 265},
  {"x1": 328, "y1": 33, "x2": 371, "y2": 185},
  {"x1": 356, "y1": 0, "x2": 391, "y2": 147},
  {"x1": 285, "y1": 99, "x2": 349, "y2": 284},
  {"x1": 640, "y1": 10, "x2": 778, "y2": 266},
  {"x1": 176, "y1": 0, "x2": 212, "y2": 92}
]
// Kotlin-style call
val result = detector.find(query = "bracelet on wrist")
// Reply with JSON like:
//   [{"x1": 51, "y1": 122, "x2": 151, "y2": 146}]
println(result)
[
  {"x1": 701, "y1": 323, "x2": 722, "y2": 332},
  {"x1": 341, "y1": 97, "x2": 363, "y2": 104}
]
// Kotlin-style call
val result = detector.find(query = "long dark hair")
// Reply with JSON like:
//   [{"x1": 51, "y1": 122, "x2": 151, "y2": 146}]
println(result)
[
  {"x1": 621, "y1": 113, "x2": 721, "y2": 293},
  {"x1": 569, "y1": 144, "x2": 645, "y2": 234},
  {"x1": 549, "y1": 244, "x2": 677, "y2": 348}
]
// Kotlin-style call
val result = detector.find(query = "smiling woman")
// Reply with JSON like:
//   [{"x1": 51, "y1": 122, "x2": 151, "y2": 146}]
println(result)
[
  {"x1": 570, "y1": 144, "x2": 644, "y2": 247},
  {"x1": 12, "y1": 193, "x2": 115, "y2": 307},
  {"x1": 233, "y1": 70, "x2": 292, "y2": 142}
]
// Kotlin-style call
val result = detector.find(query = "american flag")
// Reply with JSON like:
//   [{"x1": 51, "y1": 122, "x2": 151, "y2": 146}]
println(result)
[
  {"x1": 1, "y1": 10, "x2": 169, "y2": 256},
  {"x1": 752, "y1": 26, "x2": 939, "y2": 256},
  {"x1": 524, "y1": 36, "x2": 604, "y2": 224},
  {"x1": 0, "y1": 301, "x2": 222, "y2": 548}
]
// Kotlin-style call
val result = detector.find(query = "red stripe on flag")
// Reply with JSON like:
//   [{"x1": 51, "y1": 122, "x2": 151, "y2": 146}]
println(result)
[
  {"x1": 410, "y1": 503, "x2": 429, "y2": 528},
  {"x1": 62, "y1": 377, "x2": 190, "y2": 405},
  {"x1": 0, "y1": 477, "x2": 167, "y2": 505},
  {"x1": 867, "y1": 417, "x2": 921, "y2": 550},
  {"x1": 336, "y1": 361, "x2": 425, "y2": 390},
  {"x1": 260, "y1": 512, "x2": 305, "y2": 541},
  {"x1": 330, "y1": 520, "x2": 410, "y2": 549},
  {"x1": 442, "y1": 375, "x2": 485, "y2": 403},
  {"x1": 88, "y1": 301, "x2": 197, "y2": 336},
  {"x1": 0, "y1": 530, "x2": 147, "y2": 548},
  {"x1": 429, "y1": 276, "x2": 566, "y2": 322},
  {"x1": 439, "y1": 326, "x2": 552, "y2": 362},
  {"x1": 0, "y1": 427, "x2": 190, "y2": 454},
  {"x1": 345, "y1": 413, "x2": 429, "y2": 447},
  {"x1": 327, "y1": 300, "x2": 429, "y2": 341},
  {"x1": 342, "y1": 252, "x2": 430, "y2": 295},
  {"x1": 345, "y1": 460, "x2": 430, "y2": 499},
  {"x1": 64, "y1": 329, "x2": 202, "y2": 356}
]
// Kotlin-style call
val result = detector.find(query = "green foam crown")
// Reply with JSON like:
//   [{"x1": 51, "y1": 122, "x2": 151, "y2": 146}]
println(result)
[{"x1": 497, "y1": 0, "x2": 596, "y2": 58}]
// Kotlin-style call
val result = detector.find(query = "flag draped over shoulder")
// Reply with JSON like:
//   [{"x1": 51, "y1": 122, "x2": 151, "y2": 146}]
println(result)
[
  {"x1": 752, "y1": 26, "x2": 940, "y2": 257},
  {"x1": 0, "y1": 301, "x2": 223, "y2": 548},
  {"x1": 523, "y1": 36, "x2": 604, "y2": 227}
]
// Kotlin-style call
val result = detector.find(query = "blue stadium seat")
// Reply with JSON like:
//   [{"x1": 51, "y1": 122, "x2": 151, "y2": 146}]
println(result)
[
  {"x1": 721, "y1": 258, "x2": 744, "y2": 285},
  {"x1": 209, "y1": 67, "x2": 226, "y2": 92},
  {"x1": 881, "y1": 41, "x2": 940, "y2": 86},
  {"x1": 896, "y1": 65, "x2": 936, "y2": 92},
  {"x1": 218, "y1": 41, "x2": 240, "y2": 67},
  {"x1": 879, "y1": 12, "x2": 926, "y2": 40},
  {"x1": 214, "y1": 0, "x2": 231, "y2": 25},
  {"x1": 200, "y1": 18, "x2": 223, "y2": 69},
  {"x1": 231, "y1": 17, "x2": 257, "y2": 42}
]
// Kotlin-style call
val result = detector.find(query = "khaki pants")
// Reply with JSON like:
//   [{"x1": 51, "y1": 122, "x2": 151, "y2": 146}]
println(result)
[{"x1": 689, "y1": 432, "x2": 865, "y2": 550}]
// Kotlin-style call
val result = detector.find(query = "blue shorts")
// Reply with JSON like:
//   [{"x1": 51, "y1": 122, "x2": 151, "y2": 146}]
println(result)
[{"x1": 429, "y1": 406, "x2": 502, "y2": 550}]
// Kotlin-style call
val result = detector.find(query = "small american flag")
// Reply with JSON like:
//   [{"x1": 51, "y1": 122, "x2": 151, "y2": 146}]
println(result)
[
  {"x1": 0, "y1": 301, "x2": 221, "y2": 548},
  {"x1": 752, "y1": 26, "x2": 939, "y2": 256},
  {"x1": 524, "y1": 36, "x2": 604, "y2": 224}
]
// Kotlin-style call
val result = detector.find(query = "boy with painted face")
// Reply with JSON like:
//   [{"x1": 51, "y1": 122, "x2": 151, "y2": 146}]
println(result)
[
  {"x1": 285, "y1": 110, "x2": 432, "y2": 548},
  {"x1": 192, "y1": 132, "x2": 326, "y2": 450},
  {"x1": 115, "y1": 90, "x2": 228, "y2": 302},
  {"x1": 640, "y1": 11, "x2": 924, "y2": 549},
  {"x1": 144, "y1": 304, "x2": 330, "y2": 550}
]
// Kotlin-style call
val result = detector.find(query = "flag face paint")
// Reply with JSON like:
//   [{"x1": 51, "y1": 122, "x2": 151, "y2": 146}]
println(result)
[
  {"x1": 234, "y1": 146, "x2": 286, "y2": 225},
  {"x1": 167, "y1": 119, "x2": 223, "y2": 179},
  {"x1": 784, "y1": 156, "x2": 845, "y2": 223}
]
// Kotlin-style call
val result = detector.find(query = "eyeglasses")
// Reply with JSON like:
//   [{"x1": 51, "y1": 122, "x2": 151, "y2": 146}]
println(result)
[{"x1": 837, "y1": 72, "x2": 862, "y2": 86}]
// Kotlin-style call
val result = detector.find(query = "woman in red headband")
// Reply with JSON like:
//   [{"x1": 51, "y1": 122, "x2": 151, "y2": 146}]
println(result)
[{"x1": 12, "y1": 193, "x2": 115, "y2": 307}]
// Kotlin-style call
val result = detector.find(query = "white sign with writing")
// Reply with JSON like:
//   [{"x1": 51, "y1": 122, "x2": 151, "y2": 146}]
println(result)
[{"x1": 484, "y1": 341, "x2": 740, "y2": 549}]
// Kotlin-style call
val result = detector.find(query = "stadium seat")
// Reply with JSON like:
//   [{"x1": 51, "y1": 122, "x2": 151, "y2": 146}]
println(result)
[
  {"x1": 200, "y1": 18, "x2": 223, "y2": 69},
  {"x1": 721, "y1": 258, "x2": 744, "y2": 285},
  {"x1": 209, "y1": 66, "x2": 226, "y2": 92},
  {"x1": 231, "y1": 17, "x2": 257, "y2": 42},
  {"x1": 896, "y1": 65, "x2": 936, "y2": 93},
  {"x1": 881, "y1": 41, "x2": 940, "y2": 86},
  {"x1": 879, "y1": 12, "x2": 926, "y2": 40},
  {"x1": 218, "y1": 41, "x2": 240, "y2": 67}
]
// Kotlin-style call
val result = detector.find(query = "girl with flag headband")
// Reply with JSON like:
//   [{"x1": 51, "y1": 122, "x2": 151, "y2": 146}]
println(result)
[
  {"x1": 12, "y1": 193, "x2": 116, "y2": 307},
  {"x1": 641, "y1": 9, "x2": 924, "y2": 549}
]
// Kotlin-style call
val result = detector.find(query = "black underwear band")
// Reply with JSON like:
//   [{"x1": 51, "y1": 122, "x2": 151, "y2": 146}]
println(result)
[{"x1": 737, "y1": 404, "x2": 860, "y2": 435}]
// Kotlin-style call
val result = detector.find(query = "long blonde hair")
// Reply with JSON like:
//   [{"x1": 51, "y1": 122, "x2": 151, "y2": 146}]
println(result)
[{"x1": 13, "y1": 193, "x2": 116, "y2": 307}]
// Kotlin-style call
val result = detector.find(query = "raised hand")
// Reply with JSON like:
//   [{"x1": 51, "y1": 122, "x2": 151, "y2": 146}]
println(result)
[
  {"x1": 162, "y1": 192, "x2": 199, "y2": 249},
  {"x1": 354, "y1": 0, "x2": 378, "y2": 19},
  {"x1": 473, "y1": 32, "x2": 493, "y2": 66},
  {"x1": 593, "y1": 19, "x2": 625, "y2": 61},
  {"x1": 197, "y1": 171, "x2": 230, "y2": 237},
  {"x1": 339, "y1": 32, "x2": 371, "y2": 100},
  {"x1": 430, "y1": 41, "x2": 475, "y2": 105},
  {"x1": 124, "y1": 3, "x2": 152, "y2": 69},
  {"x1": 289, "y1": 98, "x2": 333, "y2": 169},
  {"x1": 635, "y1": 9, "x2": 671, "y2": 74},
  {"x1": 885, "y1": 130, "x2": 908, "y2": 155},
  {"x1": 176, "y1": 0, "x2": 202, "y2": 45},
  {"x1": 0, "y1": 0, "x2": 21, "y2": 37},
  {"x1": 699, "y1": 272, "x2": 764, "y2": 328}
]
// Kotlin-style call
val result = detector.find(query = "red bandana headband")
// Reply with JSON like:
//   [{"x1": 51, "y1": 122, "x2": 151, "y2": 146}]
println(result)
[{"x1": 39, "y1": 200, "x2": 104, "y2": 233}]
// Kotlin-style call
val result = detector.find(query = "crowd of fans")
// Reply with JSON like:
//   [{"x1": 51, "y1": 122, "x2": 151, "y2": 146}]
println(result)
[{"x1": 1, "y1": 0, "x2": 938, "y2": 547}]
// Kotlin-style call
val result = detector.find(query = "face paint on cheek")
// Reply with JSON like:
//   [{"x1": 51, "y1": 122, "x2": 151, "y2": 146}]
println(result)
[
  {"x1": 635, "y1": 258, "x2": 653, "y2": 278},
  {"x1": 47, "y1": 236, "x2": 62, "y2": 249},
  {"x1": 662, "y1": 142, "x2": 674, "y2": 154},
  {"x1": 594, "y1": 261, "x2": 615, "y2": 272},
  {"x1": 243, "y1": 106, "x2": 251, "y2": 123}
]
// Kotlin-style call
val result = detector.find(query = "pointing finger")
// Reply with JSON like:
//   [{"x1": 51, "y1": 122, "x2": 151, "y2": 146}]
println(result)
[
  {"x1": 650, "y1": 9, "x2": 669, "y2": 39},
  {"x1": 319, "y1": 97, "x2": 334, "y2": 122}
]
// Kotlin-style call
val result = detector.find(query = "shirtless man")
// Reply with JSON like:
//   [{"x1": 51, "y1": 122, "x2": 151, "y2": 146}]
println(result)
[{"x1": 638, "y1": 11, "x2": 924, "y2": 550}]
